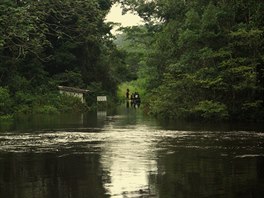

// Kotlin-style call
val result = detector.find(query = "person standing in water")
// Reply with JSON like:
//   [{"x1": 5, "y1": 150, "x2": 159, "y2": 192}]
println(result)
[
  {"x1": 126, "y1": 88, "x2": 130, "y2": 100},
  {"x1": 126, "y1": 89, "x2": 130, "y2": 108}
]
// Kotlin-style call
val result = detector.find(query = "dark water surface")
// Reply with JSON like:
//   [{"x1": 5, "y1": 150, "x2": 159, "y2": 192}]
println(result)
[{"x1": 0, "y1": 107, "x2": 264, "y2": 198}]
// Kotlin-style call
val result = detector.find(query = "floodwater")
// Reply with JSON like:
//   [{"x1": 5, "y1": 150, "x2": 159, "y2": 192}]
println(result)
[{"x1": 0, "y1": 107, "x2": 264, "y2": 198}]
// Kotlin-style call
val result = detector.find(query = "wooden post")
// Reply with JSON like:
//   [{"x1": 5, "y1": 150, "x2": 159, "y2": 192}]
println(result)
[{"x1": 97, "y1": 96, "x2": 107, "y2": 110}]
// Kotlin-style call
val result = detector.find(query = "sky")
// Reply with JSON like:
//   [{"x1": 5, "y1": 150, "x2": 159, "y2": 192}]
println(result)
[{"x1": 105, "y1": 4, "x2": 143, "y2": 34}]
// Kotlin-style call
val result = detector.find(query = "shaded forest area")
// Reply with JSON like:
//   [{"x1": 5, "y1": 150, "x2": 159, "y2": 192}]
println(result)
[
  {"x1": 117, "y1": 0, "x2": 264, "y2": 121},
  {"x1": 1, "y1": 0, "x2": 264, "y2": 121},
  {"x1": 0, "y1": 0, "x2": 126, "y2": 116}
]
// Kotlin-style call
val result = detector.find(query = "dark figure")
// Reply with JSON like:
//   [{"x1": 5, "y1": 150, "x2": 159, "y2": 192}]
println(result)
[
  {"x1": 133, "y1": 92, "x2": 141, "y2": 108},
  {"x1": 126, "y1": 88, "x2": 130, "y2": 100}
]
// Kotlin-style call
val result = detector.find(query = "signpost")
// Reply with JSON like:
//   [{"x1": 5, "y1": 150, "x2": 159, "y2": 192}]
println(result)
[
  {"x1": 97, "y1": 96, "x2": 107, "y2": 110},
  {"x1": 97, "y1": 96, "x2": 107, "y2": 102}
]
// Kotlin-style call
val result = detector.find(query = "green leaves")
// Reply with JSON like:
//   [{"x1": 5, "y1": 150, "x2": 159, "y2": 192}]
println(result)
[
  {"x1": 0, "y1": 87, "x2": 12, "y2": 115},
  {"x1": 192, "y1": 100, "x2": 229, "y2": 120},
  {"x1": 0, "y1": 0, "x2": 124, "y2": 116},
  {"x1": 0, "y1": 3, "x2": 52, "y2": 60},
  {"x1": 117, "y1": 0, "x2": 264, "y2": 120}
]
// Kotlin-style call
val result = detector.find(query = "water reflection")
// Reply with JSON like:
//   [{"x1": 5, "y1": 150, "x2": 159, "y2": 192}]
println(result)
[
  {"x1": 0, "y1": 112, "x2": 104, "y2": 132},
  {"x1": 100, "y1": 126, "x2": 157, "y2": 197},
  {"x1": 0, "y1": 153, "x2": 107, "y2": 198},
  {"x1": 0, "y1": 108, "x2": 264, "y2": 197}
]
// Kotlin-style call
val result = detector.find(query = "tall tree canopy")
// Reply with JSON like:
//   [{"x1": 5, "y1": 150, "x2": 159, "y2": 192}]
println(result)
[
  {"x1": 0, "y1": 0, "x2": 122, "y2": 93},
  {"x1": 0, "y1": 0, "x2": 127, "y2": 115},
  {"x1": 117, "y1": 0, "x2": 264, "y2": 120}
]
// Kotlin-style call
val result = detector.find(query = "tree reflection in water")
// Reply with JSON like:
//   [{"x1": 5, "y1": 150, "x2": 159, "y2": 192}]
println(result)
[
  {"x1": 0, "y1": 109, "x2": 264, "y2": 198},
  {"x1": 0, "y1": 153, "x2": 107, "y2": 198}
]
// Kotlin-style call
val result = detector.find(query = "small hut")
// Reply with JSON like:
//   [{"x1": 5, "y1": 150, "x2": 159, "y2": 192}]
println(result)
[{"x1": 58, "y1": 86, "x2": 89, "y2": 103}]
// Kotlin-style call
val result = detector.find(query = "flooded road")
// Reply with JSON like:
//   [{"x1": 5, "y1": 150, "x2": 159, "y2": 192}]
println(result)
[{"x1": 0, "y1": 107, "x2": 264, "y2": 197}]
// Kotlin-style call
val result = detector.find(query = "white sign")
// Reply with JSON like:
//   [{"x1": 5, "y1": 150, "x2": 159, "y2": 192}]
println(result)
[{"x1": 97, "y1": 96, "x2": 107, "y2": 102}]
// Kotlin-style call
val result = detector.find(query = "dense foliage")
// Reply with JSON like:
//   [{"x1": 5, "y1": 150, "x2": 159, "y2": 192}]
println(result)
[
  {"x1": 115, "y1": 25, "x2": 156, "y2": 100},
  {"x1": 1, "y1": 0, "x2": 263, "y2": 121},
  {"x1": 117, "y1": 0, "x2": 264, "y2": 121},
  {"x1": 0, "y1": 0, "x2": 124, "y2": 116}
]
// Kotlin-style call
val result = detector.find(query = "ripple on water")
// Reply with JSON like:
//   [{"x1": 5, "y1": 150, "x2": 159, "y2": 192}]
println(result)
[
  {"x1": 0, "y1": 128, "x2": 263, "y2": 154},
  {"x1": 0, "y1": 125, "x2": 264, "y2": 198}
]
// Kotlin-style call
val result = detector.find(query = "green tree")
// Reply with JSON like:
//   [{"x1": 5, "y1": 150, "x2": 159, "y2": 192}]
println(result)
[
  {"x1": 117, "y1": 0, "x2": 264, "y2": 120},
  {"x1": 0, "y1": 0, "x2": 126, "y2": 115},
  {"x1": 0, "y1": 87, "x2": 12, "y2": 115}
]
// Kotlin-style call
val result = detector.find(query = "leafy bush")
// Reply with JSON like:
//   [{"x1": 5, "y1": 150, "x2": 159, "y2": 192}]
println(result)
[
  {"x1": 53, "y1": 70, "x2": 85, "y2": 88},
  {"x1": 15, "y1": 105, "x2": 32, "y2": 114},
  {"x1": 0, "y1": 114, "x2": 13, "y2": 121},
  {"x1": 14, "y1": 91, "x2": 35, "y2": 106},
  {"x1": 0, "y1": 87, "x2": 13, "y2": 115},
  {"x1": 146, "y1": 85, "x2": 179, "y2": 118},
  {"x1": 192, "y1": 100, "x2": 229, "y2": 120},
  {"x1": 55, "y1": 94, "x2": 88, "y2": 112},
  {"x1": 241, "y1": 100, "x2": 264, "y2": 121},
  {"x1": 13, "y1": 91, "x2": 89, "y2": 115},
  {"x1": 33, "y1": 105, "x2": 59, "y2": 114}
]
